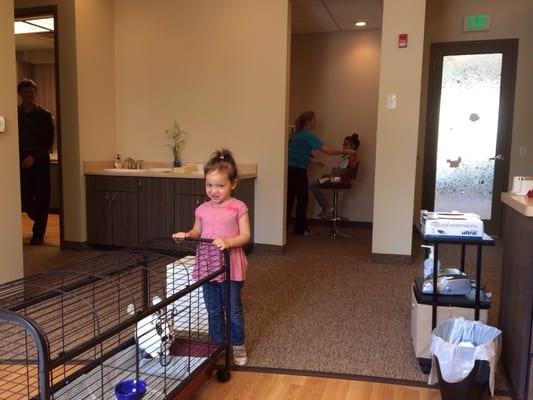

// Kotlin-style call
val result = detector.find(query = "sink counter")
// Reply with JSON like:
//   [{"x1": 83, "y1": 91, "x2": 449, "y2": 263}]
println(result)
[
  {"x1": 501, "y1": 192, "x2": 533, "y2": 217},
  {"x1": 83, "y1": 161, "x2": 257, "y2": 179}
]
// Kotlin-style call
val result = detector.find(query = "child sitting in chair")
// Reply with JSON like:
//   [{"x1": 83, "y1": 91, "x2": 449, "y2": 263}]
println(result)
[{"x1": 310, "y1": 133, "x2": 359, "y2": 219}]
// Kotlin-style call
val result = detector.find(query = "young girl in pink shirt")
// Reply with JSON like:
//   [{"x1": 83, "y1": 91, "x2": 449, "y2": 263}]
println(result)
[{"x1": 172, "y1": 149, "x2": 251, "y2": 366}]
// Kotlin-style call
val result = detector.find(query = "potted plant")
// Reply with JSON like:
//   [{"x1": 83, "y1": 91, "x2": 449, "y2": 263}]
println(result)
[{"x1": 164, "y1": 121, "x2": 187, "y2": 167}]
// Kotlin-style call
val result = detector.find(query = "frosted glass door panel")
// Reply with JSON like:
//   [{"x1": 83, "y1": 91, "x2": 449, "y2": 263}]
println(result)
[{"x1": 434, "y1": 53, "x2": 502, "y2": 219}]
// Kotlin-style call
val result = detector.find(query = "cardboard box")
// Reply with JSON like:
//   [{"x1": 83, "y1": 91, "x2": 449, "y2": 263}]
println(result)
[{"x1": 420, "y1": 210, "x2": 484, "y2": 238}]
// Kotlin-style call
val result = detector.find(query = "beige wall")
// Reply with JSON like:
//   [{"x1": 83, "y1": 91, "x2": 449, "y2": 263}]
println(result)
[
  {"x1": 114, "y1": 0, "x2": 290, "y2": 246},
  {"x1": 17, "y1": 49, "x2": 55, "y2": 64},
  {"x1": 0, "y1": 0, "x2": 24, "y2": 282},
  {"x1": 414, "y1": 0, "x2": 533, "y2": 221},
  {"x1": 372, "y1": 0, "x2": 426, "y2": 255},
  {"x1": 75, "y1": 0, "x2": 116, "y2": 241},
  {"x1": 289, "y1": 30, "x2": 380, "y2": 222}
]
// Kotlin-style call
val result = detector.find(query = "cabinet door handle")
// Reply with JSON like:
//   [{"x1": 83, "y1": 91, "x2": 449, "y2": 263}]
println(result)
[
  {"x1": 112, "y1": 195, "x2": 116, "y2": 201},
  {"x1": 105, "y1": 194, "x2": 109, "y2": 201}
]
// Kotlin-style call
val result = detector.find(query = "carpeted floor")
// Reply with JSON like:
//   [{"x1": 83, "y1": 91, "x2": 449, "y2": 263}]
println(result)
[
  {"x1": 19, "y1": 226, "x2": 507, "y2": 390},
  {"x1": 243, "y1": 224, "x2": 505, "y2": 386}
]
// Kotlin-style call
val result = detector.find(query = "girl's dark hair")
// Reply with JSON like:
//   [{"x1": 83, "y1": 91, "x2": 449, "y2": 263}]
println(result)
[
  {"x1": 344, "y1": 133, "x2": 360, "y2": 150},
  {"x1": 204, "y1": 148, "x2": 238, "y2": 182},
  {"x1": 294, "y1": 111, "x2": 316, "y2": 131}
]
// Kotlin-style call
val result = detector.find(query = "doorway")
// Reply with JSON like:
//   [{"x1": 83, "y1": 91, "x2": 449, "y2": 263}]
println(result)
[
  {"x1": 422, "y1": 40, "x2": 518, "y2": 235},
  {"x1": 15, "y1": 6, "x2": 63, "y2": 249}
]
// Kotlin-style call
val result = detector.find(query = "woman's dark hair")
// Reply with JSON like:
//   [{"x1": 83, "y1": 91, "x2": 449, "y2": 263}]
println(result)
[
  {"x1": 294, "y1": 111, "x2": 316, "y2": 131},
  {"x1": 344, "y1": 133, "x2": 360, "y2": 150},
  {"x1": 204, "y1": 148, "x2": 238, "y2": 182},
  {"x1": 17, "y1": 78, "x2": 37, "y2": 93}
]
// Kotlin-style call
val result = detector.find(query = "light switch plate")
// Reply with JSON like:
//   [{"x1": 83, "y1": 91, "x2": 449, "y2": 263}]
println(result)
[
  {"x1": 386, "y1": 94, "x2": 397, "y2": 109},
  {"x1": 519, "y1": 146, "x2": 527, "y2": 157},
  {"x1": 0, "y1": 116, "x2": 5, "y2": 133}
]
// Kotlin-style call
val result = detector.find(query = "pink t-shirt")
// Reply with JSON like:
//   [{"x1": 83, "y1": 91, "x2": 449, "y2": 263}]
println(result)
[{"x1": 194, "y1": 197, "x2": 248, "y2": 282}]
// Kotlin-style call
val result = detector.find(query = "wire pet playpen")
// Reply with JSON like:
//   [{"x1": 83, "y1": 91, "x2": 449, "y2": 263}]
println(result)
[{"x1": 0, "y1": 238, "x2": 231, "y2": 399}]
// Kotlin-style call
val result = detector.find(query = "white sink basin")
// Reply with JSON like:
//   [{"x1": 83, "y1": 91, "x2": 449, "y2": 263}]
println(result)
[
  {"x1": 103, "y1": 168, "x2": 146, "y2": 173},
  {"x1": 147, "y1": 168, "x2": 173, "y2": 173}
]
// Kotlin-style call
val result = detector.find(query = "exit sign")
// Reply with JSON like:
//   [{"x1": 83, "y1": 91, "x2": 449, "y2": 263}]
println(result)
[{"x1": 464, "y1": 14, "x2": 491, "y2": 32}]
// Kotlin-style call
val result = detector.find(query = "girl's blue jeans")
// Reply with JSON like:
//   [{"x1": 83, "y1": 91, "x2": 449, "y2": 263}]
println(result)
[{"x1": 202, "y1": 281, "x2": 245, "y2": 346}]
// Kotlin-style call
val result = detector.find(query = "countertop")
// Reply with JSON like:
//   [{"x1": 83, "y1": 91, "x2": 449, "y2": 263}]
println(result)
[
  {"x1": 501, "y1": 192, "x2": 533, "y2": 217},
  {"x1": 83, "y1": 161, "x2": 257, "y2": 179}
]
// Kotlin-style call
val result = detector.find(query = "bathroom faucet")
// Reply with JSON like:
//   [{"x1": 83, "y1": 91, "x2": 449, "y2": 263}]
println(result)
[{"x1": 124, "y1": 157, "x2": 136, "y2": 169}]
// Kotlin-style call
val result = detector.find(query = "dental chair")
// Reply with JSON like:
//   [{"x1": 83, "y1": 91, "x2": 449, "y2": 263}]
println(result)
[{"x1": 319, "y1": 162, "x2": 359, "y2": 239}]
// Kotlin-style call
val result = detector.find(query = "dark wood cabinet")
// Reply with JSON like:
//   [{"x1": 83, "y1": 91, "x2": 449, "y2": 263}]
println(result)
[
  {"x1": 500, "y1": 205, "x2": 533, "y2": 400},
  {"x1": 138, "y1": 178, "x2": 175, "y2": 244},
  {"x1": 234, "y1": 179, "x2": 255, "y2": 243},
  {"x1": 86, "y1": 175, "x2": 138, "y2": 246},
  {"x1": 174, "y1": 194, "x2": 205, "y2": 232},
  {"x1": 86, "y1": 174, "x2": 255, "y2": 247},
  {"x1": 111, "y1": 191, "x2": 139, "y2": 246},
  {"x1": 86, "y1": 188, "x2": 112, "y2": 245},
  {"x1": 174, "y1": 179, "x2": 206, "y2": 232}
]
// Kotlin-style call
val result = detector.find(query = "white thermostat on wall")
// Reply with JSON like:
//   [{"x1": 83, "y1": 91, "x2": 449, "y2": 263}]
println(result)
[{"x1": 0, "y1": 116, "x2": 5, "y2": 133}]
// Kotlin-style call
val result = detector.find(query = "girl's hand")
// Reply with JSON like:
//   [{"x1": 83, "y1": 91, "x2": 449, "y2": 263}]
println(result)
[
  {"x1": 172, "y1": 232, "x2": 187, "y2": 242},
  {"x1": 213, "y1": 238, "x2": 230, "y2": 250}
]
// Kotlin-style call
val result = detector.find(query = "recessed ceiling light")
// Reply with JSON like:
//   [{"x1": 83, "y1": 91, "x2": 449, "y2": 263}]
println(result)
[{"x1": 355, "y1": 21, "x2": 367, "y2": 27}]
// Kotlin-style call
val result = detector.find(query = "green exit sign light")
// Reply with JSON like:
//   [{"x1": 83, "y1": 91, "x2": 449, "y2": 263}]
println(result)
[{"x1": 464, "y1": 14, "x2": 491, "y2": 32}]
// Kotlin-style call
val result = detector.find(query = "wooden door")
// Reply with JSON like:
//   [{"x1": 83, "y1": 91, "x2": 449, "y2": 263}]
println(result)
[{"x1": 423, "y1": 40, "x2": 518, "y2": 235}]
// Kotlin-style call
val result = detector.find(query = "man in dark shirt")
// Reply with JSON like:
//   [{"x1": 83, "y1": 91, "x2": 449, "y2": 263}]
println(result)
[{"x1": 18, "y1": 79, "x2": 54, "y2": 245}]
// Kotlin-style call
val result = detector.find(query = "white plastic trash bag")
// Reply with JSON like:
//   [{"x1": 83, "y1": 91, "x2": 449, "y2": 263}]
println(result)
[{"x1": 428, "y1": 317, "x2": 501, "y2": 395}]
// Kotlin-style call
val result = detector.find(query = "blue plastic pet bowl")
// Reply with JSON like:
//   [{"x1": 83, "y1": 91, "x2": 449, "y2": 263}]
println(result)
[{"x1": 114, "y1": 379, "x2": 147, "y2": 400}]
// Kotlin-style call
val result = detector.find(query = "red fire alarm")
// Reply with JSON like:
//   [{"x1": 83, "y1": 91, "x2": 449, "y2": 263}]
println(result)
[{"x1": 398, "y1": 33, "x2": 408, "y2": 48}]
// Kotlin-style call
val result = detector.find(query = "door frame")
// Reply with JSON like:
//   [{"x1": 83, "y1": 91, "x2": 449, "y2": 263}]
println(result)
[
  {"x1": 15, "y1": 5, "x2": 64, "y2": 245},
  {"x1": 422, "y1": 39, "x2": 518, "y2": 235}
]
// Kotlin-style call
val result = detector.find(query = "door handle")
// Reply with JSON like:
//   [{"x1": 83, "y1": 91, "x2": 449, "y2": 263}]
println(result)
[{"x1": 489, "y1": 154, "x2": 505, "y2": 161}]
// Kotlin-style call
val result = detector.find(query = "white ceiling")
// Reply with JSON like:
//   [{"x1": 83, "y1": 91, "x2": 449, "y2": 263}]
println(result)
[{"x1": 292, "y1": 0, "x2": 383, "y2": 34}]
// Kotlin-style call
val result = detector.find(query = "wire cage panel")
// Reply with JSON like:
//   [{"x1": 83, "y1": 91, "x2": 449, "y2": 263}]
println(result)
[{"x1": 0, "y1": 239, "x2": 230, "y2": 400}]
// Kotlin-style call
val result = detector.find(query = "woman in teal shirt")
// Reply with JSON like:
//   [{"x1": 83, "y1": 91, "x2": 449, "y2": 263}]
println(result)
[{"x1": 287, "y1": 111, "x2": 356, "y2": 235}]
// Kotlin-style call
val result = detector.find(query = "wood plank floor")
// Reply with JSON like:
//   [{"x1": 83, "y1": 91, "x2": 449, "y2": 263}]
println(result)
[
  {"x1": 193, "y1": 371, "x2": 510, "y2": 400},
  {"x1": 21, "y1": 213, "x2": 60, "y2": 246}
]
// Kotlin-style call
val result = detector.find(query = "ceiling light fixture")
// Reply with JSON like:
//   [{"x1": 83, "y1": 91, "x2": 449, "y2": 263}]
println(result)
[
  {"x1": 355, "y1": 21, "x2": 367, "y2": 27},
  {"x1": 14, "y1": 17, "x2": 54, "y2": 35}
]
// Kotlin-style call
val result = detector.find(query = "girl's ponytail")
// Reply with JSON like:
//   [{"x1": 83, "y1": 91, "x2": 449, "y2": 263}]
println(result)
[
  {"x1": 204, "y1": 148, "x2": 239, "y2": 182},
  {"x1": 344, "y1": 133, "x2": 360, "y2": 150}
]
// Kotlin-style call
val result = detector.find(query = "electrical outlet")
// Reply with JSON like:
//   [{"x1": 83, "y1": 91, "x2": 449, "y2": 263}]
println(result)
[
  {"x1": 0, "y1": 116, "x2": 5, "y2": 133},
  {"x1": 519, "y1": 146, "x2": 527, "y2": 157}
]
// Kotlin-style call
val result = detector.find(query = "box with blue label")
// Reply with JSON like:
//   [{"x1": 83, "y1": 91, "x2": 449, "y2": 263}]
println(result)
[{"x1": 420, "y1": 211, "x2": 484, "y2": 238}]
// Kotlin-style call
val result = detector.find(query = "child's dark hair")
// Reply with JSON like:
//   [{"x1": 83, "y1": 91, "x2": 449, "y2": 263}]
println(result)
[
  {"x1": 294, "y1": 111, "x2": 316, "y2": 131},
  {"x1": 344, "y1": 133, "x2": 360, "y2": 150},
  {"x1": 204, "y1": 149, "x2": 238, "y2": 182}
]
